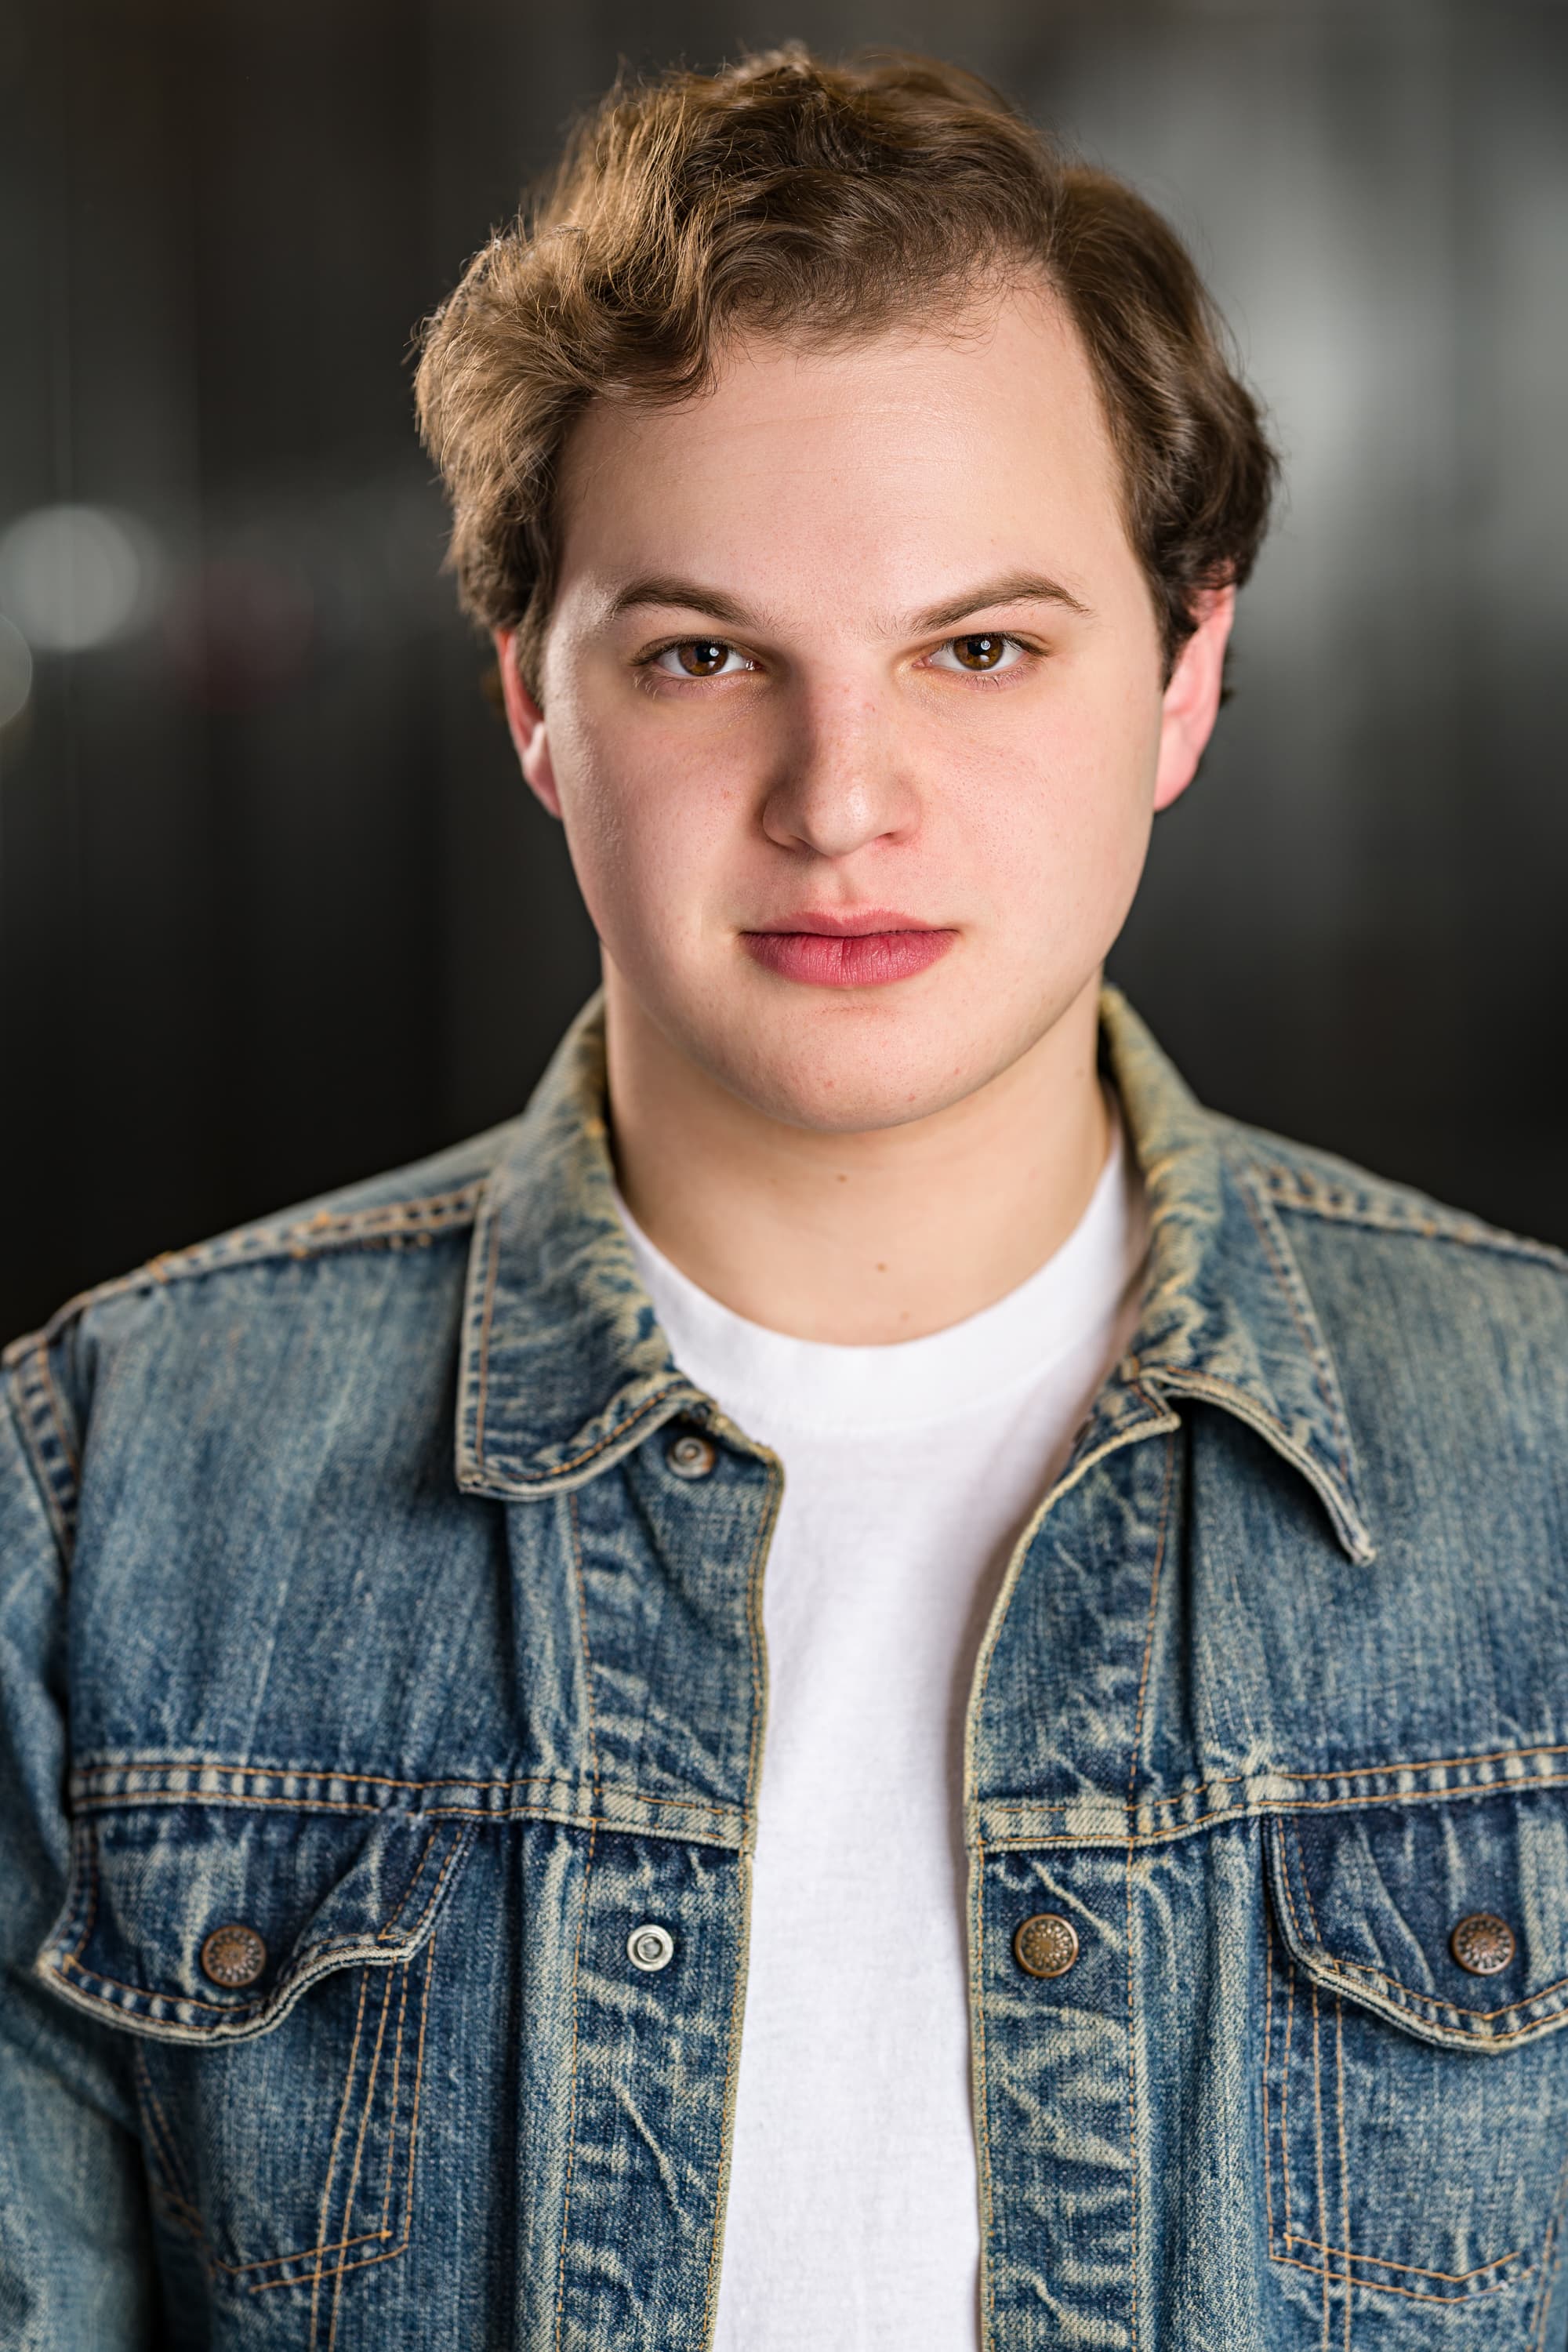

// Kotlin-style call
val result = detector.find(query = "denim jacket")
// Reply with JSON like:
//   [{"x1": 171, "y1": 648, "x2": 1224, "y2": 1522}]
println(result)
[{"x1": 5, "y1": 985, "x2": 1568, "y2": 2352}]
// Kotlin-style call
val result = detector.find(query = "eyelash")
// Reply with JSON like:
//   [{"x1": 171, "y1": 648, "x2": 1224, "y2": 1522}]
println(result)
[{"x1": 635, "y1": 633, "x2": 1040, "y2": 684}]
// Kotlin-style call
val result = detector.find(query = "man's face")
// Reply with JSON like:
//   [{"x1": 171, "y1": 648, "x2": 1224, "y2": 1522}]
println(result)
[{"x1": 503, "y1": 279, "x2": 1231, "y2": 1134}]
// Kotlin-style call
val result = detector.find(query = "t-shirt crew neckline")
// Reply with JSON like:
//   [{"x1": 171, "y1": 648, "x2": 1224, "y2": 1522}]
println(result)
[{"x1": 610, "y1": 1093, "x2": 1140, "y2": 1441}]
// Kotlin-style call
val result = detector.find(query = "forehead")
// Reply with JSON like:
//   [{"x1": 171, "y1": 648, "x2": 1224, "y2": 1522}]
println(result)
[{"x1": 551, "y1": 282, "x2": 1139, "y2": 625}]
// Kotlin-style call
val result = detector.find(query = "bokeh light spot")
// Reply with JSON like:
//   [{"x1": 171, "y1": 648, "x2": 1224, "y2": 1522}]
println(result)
[{"x1": 0, "y1": 504, "x2": 162, "y2": 651}]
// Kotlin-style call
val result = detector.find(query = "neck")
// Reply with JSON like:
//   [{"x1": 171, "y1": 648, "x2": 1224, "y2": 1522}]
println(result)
[{"x1": 603, "y1": 967, "x2": 1112, "y2": 1345}]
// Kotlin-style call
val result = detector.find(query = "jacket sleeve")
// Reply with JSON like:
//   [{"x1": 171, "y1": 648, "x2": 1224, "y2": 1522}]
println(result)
[{"x1": 0, "y1": 1340, "x2": 161, "y2": 2350}]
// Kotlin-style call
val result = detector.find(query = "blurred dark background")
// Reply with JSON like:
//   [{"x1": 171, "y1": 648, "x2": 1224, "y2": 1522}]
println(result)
[{"x1": 3, "y1": 0, "x2": 1565, "y2": 1342}]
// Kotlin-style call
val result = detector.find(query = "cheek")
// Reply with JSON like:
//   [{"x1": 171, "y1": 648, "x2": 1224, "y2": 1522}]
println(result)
[
  {"x1": 949, "y1": 678, "x2": 1160, "y2": 925},
  {"x1": 548, "y1": 705, "x2": 737, "y2": 960}
]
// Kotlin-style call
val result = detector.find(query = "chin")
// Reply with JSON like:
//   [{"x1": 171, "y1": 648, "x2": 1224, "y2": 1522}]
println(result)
[{"x1": 715, "y1": 1023, "x2": 990, "y2": 1136}]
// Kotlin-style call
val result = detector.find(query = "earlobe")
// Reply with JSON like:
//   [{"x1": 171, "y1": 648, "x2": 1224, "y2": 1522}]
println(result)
[
  {"x1": 1152, "y1": 585, "x2": 1236, "y2": 814},
  {"x1": 492, "y1": 626, "x2": 562, "y2": 820}
]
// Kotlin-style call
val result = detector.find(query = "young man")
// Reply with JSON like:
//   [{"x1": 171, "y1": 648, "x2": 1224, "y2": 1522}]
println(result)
[{"x1": 3, "y1": 44, "x2": 1567, "y2": 2352}]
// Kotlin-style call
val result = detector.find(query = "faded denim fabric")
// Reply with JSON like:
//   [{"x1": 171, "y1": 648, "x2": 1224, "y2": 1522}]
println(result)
[{"x1": 4, "y1": 985, "x2": 1568, "y2": 2351}]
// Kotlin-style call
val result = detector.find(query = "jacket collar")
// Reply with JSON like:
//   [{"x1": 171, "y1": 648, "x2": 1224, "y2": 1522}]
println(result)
[
  {"x1": 1099, "y1": 987, "x2": 1374, "y2": 1563},
  {"x1": 456, "y1": 985, "x2": 1374, "y2": 1563}
]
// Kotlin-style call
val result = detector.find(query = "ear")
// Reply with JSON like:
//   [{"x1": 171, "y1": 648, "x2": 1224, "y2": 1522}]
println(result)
[
  {"x1": 492, "y1": 626, "x2": 562, "y2": 820},
  {"x1": 1152, "y1": 585, "x2": 1236, "y2": 814}
]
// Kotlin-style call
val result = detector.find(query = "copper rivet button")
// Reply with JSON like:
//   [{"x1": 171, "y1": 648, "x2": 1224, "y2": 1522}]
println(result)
[
  {"x1": 1450, "y1": 1912, "x2": 1516, "y2": 1976},
  {"x1": 200, "y1": 1923, "x2": 268, "y2": 1989},
  {"x1": 666, "y1": 1431, "x2": 717, "y2": 1480},
  {"x1": 627, "y1": 1922, "x2": 676, "y2": 1973},
  {"x1": 1014, "y1": 1912, "x2": 1080, "y2": 1979}
]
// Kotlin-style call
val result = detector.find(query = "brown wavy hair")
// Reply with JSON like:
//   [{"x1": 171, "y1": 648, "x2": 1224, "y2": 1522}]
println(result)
[{"x1": 414, "y1": 45, "x2": 1277, "y2": 698}]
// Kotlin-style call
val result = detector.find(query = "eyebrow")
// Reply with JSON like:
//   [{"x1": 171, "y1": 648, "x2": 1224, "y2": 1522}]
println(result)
[
  {"x1": 608, "y1": 576, "x2": 755, "y2": 628},
  {"x1": 605, "y1": 566, "x2": 1093, "y2": 635},
  {"x1": 910, "y1": 571, "x2": 1093, "y2": 632}
]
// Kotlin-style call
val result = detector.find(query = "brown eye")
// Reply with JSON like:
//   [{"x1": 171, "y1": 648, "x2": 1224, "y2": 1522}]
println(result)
[
  {"x1": 675, "y1": 640, "x2": 729, "y2": 677},
  {"x1": 951, "y1": 633, "x2": 1005, "y2": 671}
]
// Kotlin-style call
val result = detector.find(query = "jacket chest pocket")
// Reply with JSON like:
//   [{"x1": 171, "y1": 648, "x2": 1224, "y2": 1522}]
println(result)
[
  {"x1": 35, "y1": 1801, "x2": 474, "y2": 2321},
  {"x1": 1263, "y1": 1789, "x2": 1568, "y2": 2340}
]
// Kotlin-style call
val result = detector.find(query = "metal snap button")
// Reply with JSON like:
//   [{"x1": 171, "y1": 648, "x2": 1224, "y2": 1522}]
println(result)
[
  {"x1": 1013, "y1": 1912, "x2": 1080, "y2": 1979},
  {"x1": 200, "y1": 1922, "x2": 268, "y2": 1989},
  {"x1": 627, "y1": 1922, "x2": 676, "y2": 1973},
  {"x1": 666, "y1": 1430, "x2": 716, "y2": 1480},
  {"x1": 1450, "y1": 1912, "x2": 1516, "y2": 1975}
]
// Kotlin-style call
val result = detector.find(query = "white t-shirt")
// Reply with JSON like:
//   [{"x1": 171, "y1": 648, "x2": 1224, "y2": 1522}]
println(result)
[{"x1": 613, "y1": 1109, "x2": 1149, "y2": 2352}]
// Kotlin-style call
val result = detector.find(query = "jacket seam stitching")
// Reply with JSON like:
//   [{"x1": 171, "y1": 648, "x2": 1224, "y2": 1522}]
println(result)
[
  {"x1": 552, "y1": 1824, "x2": 596, "y2": 2352},
  {"x1": 1245, "y1": 1161, "x2": 1568, "y2": 1272},
  {"x1": 1526, "y1": 2136, "x2": 1568, "y2": 2346},
  {"x1": 139, "y1": 1944, "x2": 433, "y2": 2288},
  {"x1": 699, "y1": 1459, "x2": 781, "y2": 2344},
  {"x1": 470, "y1": 1186, "x2": 505, "y2": 1474},
  {"x1": 325, "y1": 1963, "x2": 397, "y2": 2350},
  {"x1": 1229, "y1": 1163, "x2": 1356, "y2": 1491},
  {"x1": 982, "y1": 1772, "x2": 1568, "y2": 1851},
  {"x1": 308, "y1": 1969, "x2": 371, "y2": 2345},
  {"x1": 1269, "y1": 2245, "x2": 1526, "y2": 2303},
  {"x1": 1274, "y1": 1834, "x2": 1568, "y2": 2030},
  {"x1": 13, "y1": 1185, "x2": 487, "y2": 1356},
  {"x1": 71, "y1": 1767, "x2": 738, "y2": 1821},
  {"x1": 974, "y1": 1836, "x2": 996, "y2": 2352},
  {"x1": 509, "y1": 1386, "x2": 688, "y2": 1485},
  {"x1": 54, "y1": 1831, "x2": 466, "y2": 2018},
  {"x1": 1309, "y1": 1979, "x2": 1330, "y2": 2348},
  {"x1": 1124, "y1": 1436, "x2": 1173, "y2": 2352},
  {"x1": 1279, "y1": 2230, "x2": 1523, "y2": 2285},
  {"x1": 1262, "y1": 1900, "x2": 1279, "y2": 2259},
  {"x1": 2, "y1": 1344, "x2": 78, "y2": 1556},
  {"x1": 1333, "y1": 1991, "x2": 1351, "y2": 2349},
  {"x1": 980, "y1": 1738, "x2": 1568, "y2": 1817}
]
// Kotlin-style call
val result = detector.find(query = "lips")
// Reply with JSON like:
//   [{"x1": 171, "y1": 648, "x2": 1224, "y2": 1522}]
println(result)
[{"x1": 739, "y1": 910, "x2": 956, "y2": 989}]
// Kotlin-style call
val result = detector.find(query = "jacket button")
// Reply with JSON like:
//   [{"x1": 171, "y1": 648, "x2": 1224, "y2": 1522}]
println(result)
[
  {"x1": 666, "y1": 1430, "x2": 717, "y2": 1479},
  {"x1": 1013, "y1": 1912, "x2": 1080, "y2": 1979},
  {"x1": 200, "y1": 1922, "x2": 268, "y2": 1988},
  {"x1": 1450, "y1": 1912, "x2": 1516, "y2": 1975},
  {"x1": 627, "y1": 1922, "x2": 676, "y2": 1972}
]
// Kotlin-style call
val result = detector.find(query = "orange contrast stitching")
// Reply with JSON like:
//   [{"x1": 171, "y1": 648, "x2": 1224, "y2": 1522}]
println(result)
[
  {"x1": 325, "y1": 1969, "x2": 397, "y2": 2351},
  {"x1": 247, "y1": 1938, "x2": 434, "y2": 2294},
  {"x1": 1334, "y1": 1993, "x2": 1350, "y2": 2352},
  {"x1": 1272, "y1": 1841, "x2": 1568, "y2": 2034},
  {"x1": 1309, "y1": 1980, "x2": 1330, "y2": 2351},
  {"x1": 379, "y1": 1959, "x2": 414, "y2": 2239},
  {"x1": 1280, "y1": 2233, "x2": 1523, "y2": 2285},
  {"x1": 1125, "y1": 1436, "x2": 1174, "y2": 2352},
  {"x1": 73, "y1": 1762, "x2": 735, "y2": 1820},
  {"x1": 699, "y1": 1455, "x2": 783, "y2": 2346},
  {"x1": 552, "y1": 1825, "x2": 597, "y2": 2352},
  {"x1": 1261, "y1": 1905, "x2": 1278, "y2": 2255},
  {"x1": 308, "y1": 1970, "x2": 370, "y2": 2347},
  {"x1": 1280, "y1": 1958, "x2": 1297, "y2": 2241},
  {"x1": 1269, "y1": 2249, "x2": 1526, "y2": 2304}
]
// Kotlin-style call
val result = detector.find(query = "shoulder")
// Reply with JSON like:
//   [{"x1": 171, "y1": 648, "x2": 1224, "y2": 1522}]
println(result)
[
  {"x1": 1215, "y1": 1112, "x2": 1568, "y2": 1421},
  {"x1": 11, "y1": 1116, "x2": 519, "y2": 1349},
  {"x1": 1221, "y1": 1115, "x2": 1567, "y2": 1280},
  {"x1": 1, "y1": 1118, "x2": 521, "y2": 1554}
]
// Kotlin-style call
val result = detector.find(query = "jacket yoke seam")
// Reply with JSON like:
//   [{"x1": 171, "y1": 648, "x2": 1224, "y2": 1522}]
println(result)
[
  {"x1": 1243, "y1": 1156, "x2": 1568, "y2": 1276},
  {"x1": 4, "y1": 1185, "x2": 487, "y2": 1367}
]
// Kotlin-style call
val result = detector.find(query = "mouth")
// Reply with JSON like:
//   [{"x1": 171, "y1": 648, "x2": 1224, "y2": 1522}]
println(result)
[
  {"x1": 746, "y1": 907, "x2": 941, "y2": 937},
  {"x1": 739, "y1": 909, "x2": 957, "y2": 989}
]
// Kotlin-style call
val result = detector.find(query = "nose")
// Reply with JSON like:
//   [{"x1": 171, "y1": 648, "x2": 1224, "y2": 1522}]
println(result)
[{"x1": 759, "y1": 682, "x2": 921, "y2": 860}]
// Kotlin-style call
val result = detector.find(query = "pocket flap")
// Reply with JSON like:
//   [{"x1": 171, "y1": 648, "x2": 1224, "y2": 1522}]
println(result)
[
  {"x1": 1265, "y1": 1789, "x2": 1568, "y2": 2050},
  {"x1": 36, "y1": 1802, "x2": 474, "y2": 2045}
]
